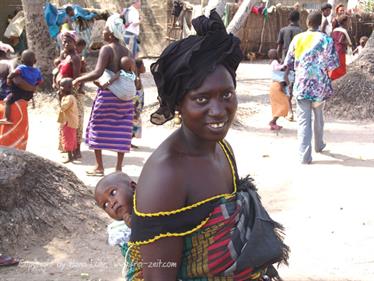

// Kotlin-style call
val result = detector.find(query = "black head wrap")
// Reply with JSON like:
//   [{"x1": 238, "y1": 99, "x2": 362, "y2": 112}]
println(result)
[{"x1": 150, "y1": 10, "x2": 243, "y2": 125}]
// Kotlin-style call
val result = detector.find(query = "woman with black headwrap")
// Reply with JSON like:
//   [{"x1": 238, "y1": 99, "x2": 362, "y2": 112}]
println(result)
[{"x1": 127, "y1": 11, "x2": 289, "y2": 281}]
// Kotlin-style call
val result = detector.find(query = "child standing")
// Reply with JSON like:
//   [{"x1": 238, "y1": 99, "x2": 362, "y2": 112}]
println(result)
[
  {"x1": 0, "y1": 50, "x2": 42, "y2": 125},
  {"x1": 131, "y1": 59, "x2": 146, "y2": 148},
  {"x1": 57, "y1": 78, "x2": 78, "y2": 163},
  {"x1": 268, "y1": 49, "x2": 289, "y2": 131}
]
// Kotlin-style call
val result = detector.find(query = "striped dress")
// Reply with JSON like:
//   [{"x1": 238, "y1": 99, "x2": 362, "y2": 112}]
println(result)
[{"x1": 86, "y1": 89, "x2": 133, "y2": 153}]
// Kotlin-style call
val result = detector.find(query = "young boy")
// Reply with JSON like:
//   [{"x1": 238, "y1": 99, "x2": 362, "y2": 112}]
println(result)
[
  {"x1": 57, "y1": 77, "x2": 78, "y2": 163},
  {"x1": 0, "y1": 50, "x2": 42, "y2": 125}
]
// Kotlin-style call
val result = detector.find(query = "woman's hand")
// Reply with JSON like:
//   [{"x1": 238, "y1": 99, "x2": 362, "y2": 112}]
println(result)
[{"x1": 72, "y1": 78, "x2": 81, "y2": 88}]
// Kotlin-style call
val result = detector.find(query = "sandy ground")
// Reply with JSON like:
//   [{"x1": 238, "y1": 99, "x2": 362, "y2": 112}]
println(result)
[{"x1": 1, "y1": 60, "x2": 374, "y2": 281}]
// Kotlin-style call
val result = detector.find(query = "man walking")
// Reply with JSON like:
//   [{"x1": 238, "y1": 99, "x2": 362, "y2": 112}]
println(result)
[{"x1": 284, "y1": 11, "x2": 339, "y2": 164}]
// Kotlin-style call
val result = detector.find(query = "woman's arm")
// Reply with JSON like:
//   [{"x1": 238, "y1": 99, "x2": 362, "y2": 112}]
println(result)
[
  {"x1": 136, "y1": 160, "x2": 187, "y2": 280},
  {"x1": 71, "y1": 55, "x2": 81, "y2": 79},
  {"x1": 140, "y1": 237, "x2": 183, "y2": 281},
  {"x1": 73, "y1": 46, "x2": 111, "y2": 86}
]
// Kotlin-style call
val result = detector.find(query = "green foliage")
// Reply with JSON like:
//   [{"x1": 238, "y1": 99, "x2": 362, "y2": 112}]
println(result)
[{"x1": 360, "y1": 0, "x2": 374, "y2": 12}]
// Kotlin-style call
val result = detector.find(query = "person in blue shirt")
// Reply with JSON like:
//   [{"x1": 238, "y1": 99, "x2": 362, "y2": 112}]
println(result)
[{"x1": 0, "y1": 50, "x2": 43, "y2": 125}]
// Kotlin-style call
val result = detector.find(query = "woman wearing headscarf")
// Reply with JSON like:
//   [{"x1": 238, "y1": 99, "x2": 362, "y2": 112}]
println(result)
[
  {"x1": 73, "y1": 14, "x2": 133, "y2": 176},
  {"x1": 55, "y1": 30, "x2": 83, "y2": 160},
  {"x1": 126, "y1": 11, "x2": 289, "y2": 281},
  {"x1": 0, "y1": 42, "x2": 36, "y2": 150}
]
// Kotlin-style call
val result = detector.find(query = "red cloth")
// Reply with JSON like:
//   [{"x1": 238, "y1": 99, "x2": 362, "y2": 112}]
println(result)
[
  {"x1": 59, "y1": 61, "x2": 74, "y2": 78},
  {"x1": 60, "y1": 123, "x2": 77, "y2": 152},
  {"x1": 0, "y1": 100, "x2": 28, "y2": 150},
  {"x1": 331, "y1": 31, "x2": 347, "y2": 54},
  {"x1": 329, "y1": 52, "x2": 346, "y2": 81}
]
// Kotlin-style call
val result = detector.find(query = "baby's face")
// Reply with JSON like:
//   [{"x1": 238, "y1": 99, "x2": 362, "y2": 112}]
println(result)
[{"x1": 95, "y1": 182, "x2": 134, "y2": 221}]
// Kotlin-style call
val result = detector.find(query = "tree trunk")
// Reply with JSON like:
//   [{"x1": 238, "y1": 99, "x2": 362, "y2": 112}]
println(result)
[
  {"x1": 226, "y1": 0, "x2": 257, "y2": 36},
  {"x1": 325, "y1": 31, "x2": 374, "y2": 120},
  {"x1": 0, "y1": 147, "x2": 103, "y2": 253},
  {"x1": 21, "y1": 0, "x2": 56, "y2": 90}
]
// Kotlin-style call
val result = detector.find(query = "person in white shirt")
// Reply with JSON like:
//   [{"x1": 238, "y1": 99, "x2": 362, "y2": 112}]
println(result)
[
  {"x1": 123, "y1": 0, "x2": 141, "y2": 58},
  {"x1": 320, "y1": 3, "x2": 333, "y2": 36}
]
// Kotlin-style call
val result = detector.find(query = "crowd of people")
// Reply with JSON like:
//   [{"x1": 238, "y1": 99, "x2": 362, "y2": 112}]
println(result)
[
  {"x1": 0, "y1": 1, "x2": 372, "y2": 278},
  {"x1": 0, "y1": 0, "x2": 145, "y2": 172},
  {"x1": 268, "y1": 3, "x2": 369, "y2": 164}
]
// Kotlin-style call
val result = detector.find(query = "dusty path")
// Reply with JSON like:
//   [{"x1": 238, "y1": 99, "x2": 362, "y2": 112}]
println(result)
[{"x1": 1, "y1": 61, "x2": 374, "y2": 281}]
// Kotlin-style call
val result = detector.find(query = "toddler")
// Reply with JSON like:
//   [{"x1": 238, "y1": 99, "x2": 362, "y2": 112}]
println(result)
[
  {"x1": 57, "y1": 78, "x2": 78, "y2": 163},
  {"x1": 0, "y1": 50, "x2": 42, "y2": 125}
]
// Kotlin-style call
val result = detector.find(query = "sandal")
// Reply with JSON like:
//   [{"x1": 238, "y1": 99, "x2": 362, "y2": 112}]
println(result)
[
  {"x1": 269, "y1": 123, "x2": 282, "y2": 131},
  {"x1": 86, "y1": 169, "x2": 104, "y2": 177},
  {"x1": 0, "y1": 119, "x2": 13, "y2": 125},
  {"x1": 0, "y1": 255, "x2": 19, "y2": 267}
]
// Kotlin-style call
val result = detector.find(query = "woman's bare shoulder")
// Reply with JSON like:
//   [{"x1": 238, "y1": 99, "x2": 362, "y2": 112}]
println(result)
[{"x1": 136, "y1": 139, "x2": 187, "y2": 213}]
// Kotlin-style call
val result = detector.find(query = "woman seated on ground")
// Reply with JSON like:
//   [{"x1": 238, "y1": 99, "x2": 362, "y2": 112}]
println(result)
[{"x1": 127, "y1": 11, "x2": 289, "y2": 281}]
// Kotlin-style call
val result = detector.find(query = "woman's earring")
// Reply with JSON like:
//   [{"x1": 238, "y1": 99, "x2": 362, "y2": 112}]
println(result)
[{"x1": 174, "y1": 111, "x2": 182, "y2": 125}]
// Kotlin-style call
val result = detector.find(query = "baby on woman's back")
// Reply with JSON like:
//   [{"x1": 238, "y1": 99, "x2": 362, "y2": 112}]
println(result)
[{"x1": 94, "y1": 56, "x2": 135, "y2": 90}]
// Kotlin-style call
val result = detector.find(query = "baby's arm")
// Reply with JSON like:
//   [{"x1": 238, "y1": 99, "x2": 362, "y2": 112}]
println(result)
[
  {"x1": 6, "y1": 69, "x2": 20, "y2": 85},
  {"x1": 102, "y1": 72, "x2": 120, "y2": 88}
]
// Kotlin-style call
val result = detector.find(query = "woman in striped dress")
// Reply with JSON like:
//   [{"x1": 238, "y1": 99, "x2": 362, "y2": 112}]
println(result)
[{"x1": 73, "y1": 14, "x2": 133, "y2": 176}]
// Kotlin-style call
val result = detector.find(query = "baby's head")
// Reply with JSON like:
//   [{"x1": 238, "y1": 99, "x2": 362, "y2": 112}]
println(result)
[
  {"x1": 21, "y1": 50, "x2": 36, "y2": 67},
  {"x1": 59, "y1": 77, "x2": 73, "y2": 95},
  {"x1": 359, "y1": 36, "x2": 368, "y2": 47},
  {"x1": 76, "y1": 38, "x2": 87, "y2": 54},
  {"x1": 268, "y1": 49, "x2": 278, "y2": 60},
  {"x1": 95, "y1": 172, "x2": 136, "y2": 226},
  {"x1": 120, "y1": 56, "x2": 135, "y2": 73}
]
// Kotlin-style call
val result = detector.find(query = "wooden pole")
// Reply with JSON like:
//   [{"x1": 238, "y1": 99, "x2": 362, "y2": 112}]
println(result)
[{"x1": 226, "y1": 0, "x2": 257, "y2": 36}]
